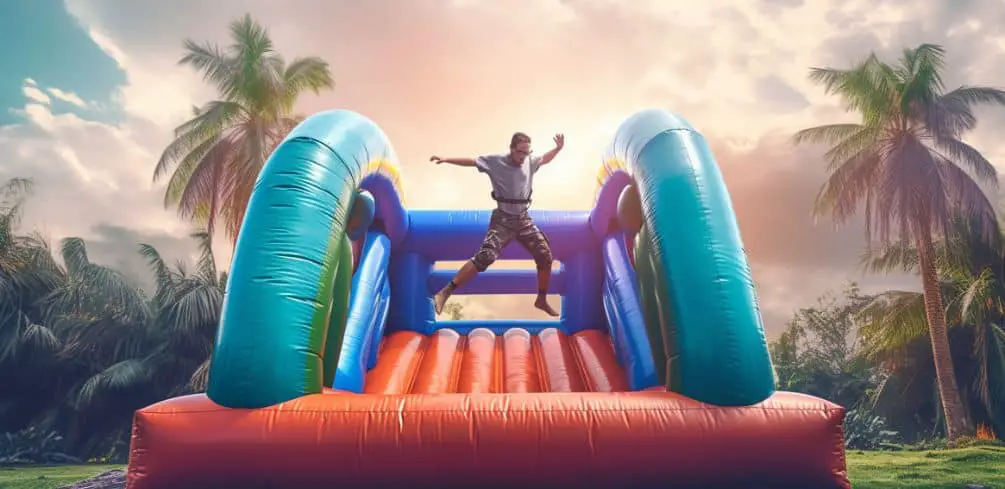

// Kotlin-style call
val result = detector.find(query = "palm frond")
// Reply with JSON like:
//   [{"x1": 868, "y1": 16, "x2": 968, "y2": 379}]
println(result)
[
  {"x1": 73, "y1": 359, "x2": 153, "y2": 409},
  {"x1": 860, "y1": 241, "x2": 919, "y2": 274},
  {"x1": 898, "y1": 43, "x2": 946, "y2": 109},
  {"x1": 138, "y1": 243, "x2": 177, "y2": 309},
  {"x1": 812, "y1": 152, "x2": 881, "y2": 225},
  {"x1": 162, "y1": 135, "x2": 220, "y2": 208},
  {"x1": 175, "y1": 138, "x2": 236, "y2": 228},
  {"x1": 172, "y1": 101, "x2": 246, "y2": 141},
  {"x1": 280, "y1": 57, "x2": 334, "y2": 110},
  {"x1": 821, "y1": 126, "x2": 884, "y2": 171},
  {"x1": 0, "y1": 177, "x2": 34, "y2": 204},
  {"x1": 226, "y1": 14, "x2": 284, "y2": 108},
  {"x1": 19, "y1": 323, "x2": 61, "y2": 356},
  {"x1": 190, "y1": 230, "x2": 217, "y2": 283},
  {"x1": 179, "y1": 40, "x2": 235, "y2": 97},
  {"x1": 155, "y1": 101, "x2": 245, "y2": 183},
  {"x1": 51, "y1": 238, "x2": 151, "y2": 323},
  {"x1": 808, "y1": 55, "x2": 898, "y2": 126},
  {"x1": 954, "y1": 268, "x2": 994, "y2": 323},
  {"x1": 189, "y1": 357, "x2": 211, "y2": 392},
  {"x1": 792, "y1": 124, "x2": 864, "y2": 146},
  {"x1": 924, "y1": 87, "x2": 1005, "y2": 141},
  {"x1": 942, "y1": 86, "x2": 1005, "y2": 109},
  {"x1": 972, "y1": 323, "x2": 1005, "y2": 416},
  {"x1": 59, "y1": 237, "x2": 91, "y2": 276},
  {"x1": 933, "y1": 137, "x2": 998, "y2": 189},
  {"x1": 935, "y1": 155, "x2": 998, "y2": 240},
  {"x1": 857, "y1": 291, "x2": 929, "y2": 357},
  {"x1": 169, "y1": 283, "x2": 223, "y2": 332},
  {"x1": 0, "y1": 310, "x2": 31, "y2": 362}
]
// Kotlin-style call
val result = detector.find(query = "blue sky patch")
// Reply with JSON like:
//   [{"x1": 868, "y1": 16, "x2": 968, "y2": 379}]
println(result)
[{"x1": 0, "y1": 0, "x2": 125, "y2": 125}]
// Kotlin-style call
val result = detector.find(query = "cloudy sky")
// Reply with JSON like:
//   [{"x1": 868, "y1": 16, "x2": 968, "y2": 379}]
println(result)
[{"x1": 3, "y1": 0, "x2": 1005, "y2": 336}]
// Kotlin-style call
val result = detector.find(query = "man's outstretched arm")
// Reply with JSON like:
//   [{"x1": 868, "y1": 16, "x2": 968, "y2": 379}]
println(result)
[
  {"x1": 537, "y1": 134, "x2": 565, "y2": 166},
  {"x1": 431, "y1": 156, "x2": 477, "y2": 167}
]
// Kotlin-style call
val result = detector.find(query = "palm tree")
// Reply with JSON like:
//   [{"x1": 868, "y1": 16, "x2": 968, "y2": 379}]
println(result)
[
  {"x1": 39, "y1": 237, "x2": 155, "y2": 454},
  {"x1": 3, "y1": 231, "x2": 226, "y2": 459},
  {"x1": 49, "y1": 232, "x2": 224, "y2": 458},
  {"x1": 0, "y1": 178, "x2": 64, "y2": 431},
  {"x1": 859, "y1": 217, "x2": 1005, "y2": 439},
  {"x1": 0, "y1": 178, "x2": 62, "y2": 361},
  {"x1": 793, "y1": 43, "x2": 1005, "y2": 439},
  {"x1": 141, "y1": 230, "x2": 225, "y2": 393},
  {"x1": 154, "y1": 14, "x2": 334, "y2": 244}
]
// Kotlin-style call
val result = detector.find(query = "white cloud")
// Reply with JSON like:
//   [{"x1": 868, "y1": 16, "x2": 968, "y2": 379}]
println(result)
[
  {"x1": 18, "y1": 79, "x2": 96, "y2": 111},
  {"x1": 47, "y1": 87, "x2": 89, "y2": 108},
  {"x1": 0, "y1": 99, "x2": 189, "y2": 253},
  {"x1": 62, "y1": 3, "x2": 211, "y2": 128},
  {"x1": 22, "y1": 103, "x2": 55, "y2": 130},
  {"x1": 22, "y1": 86, "x2": 51, "y2": 105}
]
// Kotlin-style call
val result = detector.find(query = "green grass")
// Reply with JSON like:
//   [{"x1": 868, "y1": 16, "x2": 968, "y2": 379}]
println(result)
[
  {"x1": 0, "y1": 464, "x2": 122, "y2": 489},
  {"x1": 847, "y1": 445, "x2": 1005, "y2": 488},
  {"x1": 0, "y1": 447, "x2": 1003, "y2": 489}
]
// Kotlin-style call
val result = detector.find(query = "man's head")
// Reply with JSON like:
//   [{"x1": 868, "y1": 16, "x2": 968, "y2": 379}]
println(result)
[{"x1": 509, "y1": 132, "x2": 532, "y2": 161}]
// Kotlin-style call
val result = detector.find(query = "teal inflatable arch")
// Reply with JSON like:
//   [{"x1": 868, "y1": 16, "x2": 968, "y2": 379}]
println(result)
[{"x1": 601, "y1": 109, "x2": 774, "y2": 406}]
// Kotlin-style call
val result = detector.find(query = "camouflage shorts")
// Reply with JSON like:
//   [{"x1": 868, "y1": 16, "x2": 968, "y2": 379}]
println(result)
[{"x1": 471, "y1": 210, "x2": 553, "y2": 271}]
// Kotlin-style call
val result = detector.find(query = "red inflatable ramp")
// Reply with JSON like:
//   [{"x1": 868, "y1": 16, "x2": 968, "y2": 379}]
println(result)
[{"x1": 127, "y1": 390, "x2": 850, "y2": 489}]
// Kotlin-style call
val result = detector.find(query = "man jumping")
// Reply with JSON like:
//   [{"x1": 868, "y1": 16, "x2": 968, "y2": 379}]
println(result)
[{"x1": 430, "y1": 131, "x2": 564, "y2": 317}]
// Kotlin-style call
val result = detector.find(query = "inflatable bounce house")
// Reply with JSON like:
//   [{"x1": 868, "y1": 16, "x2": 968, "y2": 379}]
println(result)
[{"x1": 126, "y1": 109, "x2": 850, "y2": 489}]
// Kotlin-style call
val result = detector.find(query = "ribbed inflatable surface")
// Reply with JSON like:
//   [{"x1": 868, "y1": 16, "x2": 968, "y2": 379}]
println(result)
[
  {"x1": 365, "y1": 328, "x2": 627, "y2": 394},
  {"x1": 128, "y1": 390, "x2": 849, "y2": 489}
]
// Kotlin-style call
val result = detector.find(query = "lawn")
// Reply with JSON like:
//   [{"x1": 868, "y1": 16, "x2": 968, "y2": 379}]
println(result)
[
  {"x1": 1, "y1": 447, "x2": 1003, "y2": 488},
  {"x1": 846, "y1": 445, "x2": 1005, "y2": 488},
  {"x1": 0, "y1": 464, "x2": 121, "y2": 489}
]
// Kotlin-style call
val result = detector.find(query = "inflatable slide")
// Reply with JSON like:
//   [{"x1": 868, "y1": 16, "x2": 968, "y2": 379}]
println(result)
[{"x1": 126, "y1": 109, "x2": 851, "y2": 489}]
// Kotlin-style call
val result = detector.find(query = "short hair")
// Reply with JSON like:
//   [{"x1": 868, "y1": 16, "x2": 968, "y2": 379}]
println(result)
[{"x1": 510, "y1": 132, "x2": 531, "y2": 148}]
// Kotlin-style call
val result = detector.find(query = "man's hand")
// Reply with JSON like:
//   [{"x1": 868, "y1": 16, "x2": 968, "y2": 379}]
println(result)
[
  {"x1": 538, "y1": 134, "x2": 565, "y2": 166},
  {"x1": 430, "y1": 155, "x2": 443, "y2": 164}
]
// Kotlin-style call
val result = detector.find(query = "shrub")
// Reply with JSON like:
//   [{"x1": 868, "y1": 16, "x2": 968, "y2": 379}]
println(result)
[
  {"x1": 0, "y1": 427, "x2": 81, "y2": 464},
  {"x1": 844, "y1": 409, "x2": 900, "y2": 450}
]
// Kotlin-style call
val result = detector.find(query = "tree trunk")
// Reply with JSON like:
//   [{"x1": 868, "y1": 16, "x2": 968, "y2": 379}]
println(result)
[{"x1": 915, "y1": 228, "x2": 973, "y2": 440}]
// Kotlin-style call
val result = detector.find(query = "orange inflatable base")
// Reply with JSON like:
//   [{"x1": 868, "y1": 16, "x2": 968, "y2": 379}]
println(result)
[{"x1": 126, "y1": 390, "x2": 850, "y2": 489}]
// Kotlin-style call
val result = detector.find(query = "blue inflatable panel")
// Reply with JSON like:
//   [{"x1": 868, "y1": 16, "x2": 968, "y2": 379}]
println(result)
[
  {"x1": 334, "y1": 231, "x2": 391, "y2": 393},
  {"x1": 367, "y1": 280, "x2": 391, "y2": 370},
  {"x1": 360, "y1": 172, "x2": 408, "y2": 246},
  {"x1": 388, "y1": 252, "x2": 435, "y2": 334},
  {"x1": 601, "y1": 233, "x2": 659, "y2": 391},
  {"x1": 560, "y1": 251, "x2": 604, "y2": 333},
  {"x1": 401, "y1": 210, "x2": 595, "y2": 261}
]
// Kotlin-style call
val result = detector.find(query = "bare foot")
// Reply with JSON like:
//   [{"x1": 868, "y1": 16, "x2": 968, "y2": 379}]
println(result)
[
  {"x1": 534, "y1": 296, "x2": 559, "y2": 317},
  {"x1": 434, "y1": 291, "x2": 449, "y2": 315}
]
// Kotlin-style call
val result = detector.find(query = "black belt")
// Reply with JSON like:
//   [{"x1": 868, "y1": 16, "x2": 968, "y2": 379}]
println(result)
[{"x1": 491, "y1": 191, "x2": 532, "y2": 205}]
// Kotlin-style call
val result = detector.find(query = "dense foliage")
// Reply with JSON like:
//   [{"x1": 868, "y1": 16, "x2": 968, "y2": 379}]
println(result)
[
  {"x1": 0, "y1": 179, "x2": 224, "y2": 462},
  {"x1": 771, "y1": 278, "x2": 1005, "y2": 446}
]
